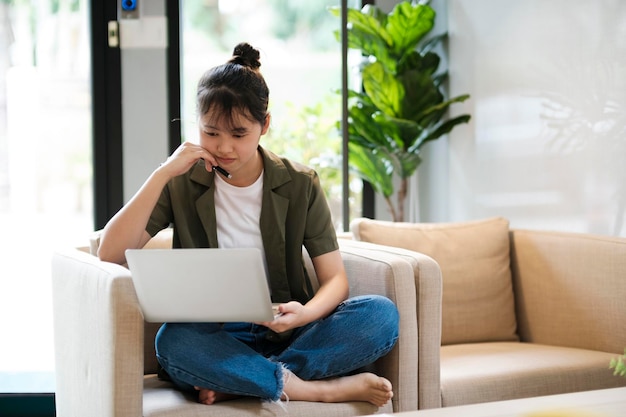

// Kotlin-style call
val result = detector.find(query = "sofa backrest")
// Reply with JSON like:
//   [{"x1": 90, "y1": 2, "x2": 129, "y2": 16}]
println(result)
[
  {"x1": 351, "y1": 217, "x2": 519, "y2": 345},
  {"x1": 510, "y1": 229, "x2": 626, "y2": 353}
]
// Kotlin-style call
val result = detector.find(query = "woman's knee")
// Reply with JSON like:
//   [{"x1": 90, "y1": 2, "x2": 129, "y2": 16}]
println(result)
[
  {"x1": 155, "y1": 323, "x2": 182, "y2": 358},
  {"x1": 357, "y1": 294, "x2": 398, "y2": 316},
  {"x1": 155, "y1": 322, "x2": 221, "y2": 358},
  {"x1": 368, "y1": 295, "x2": 399, "y2": 332},
  {"x1": 343, "y1": 295, "x2": 399, "y2": 335}
]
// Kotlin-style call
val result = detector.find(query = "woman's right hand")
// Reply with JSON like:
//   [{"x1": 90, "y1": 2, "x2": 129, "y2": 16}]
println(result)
[{"x1": 158, "y1": 141, "x2": 216, "y2": 178}]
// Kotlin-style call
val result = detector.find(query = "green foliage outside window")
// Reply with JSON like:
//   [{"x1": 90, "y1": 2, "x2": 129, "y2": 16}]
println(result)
[{"x1": 264, "y1": 94, "x2": 360, "y2": 229}]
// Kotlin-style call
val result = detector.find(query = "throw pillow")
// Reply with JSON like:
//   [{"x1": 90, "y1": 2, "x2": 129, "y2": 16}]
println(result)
[{"x1": 351, "y1": 216, "x2": 518, "y2": 345}]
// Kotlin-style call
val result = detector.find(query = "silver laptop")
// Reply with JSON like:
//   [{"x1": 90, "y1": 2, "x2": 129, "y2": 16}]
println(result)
[{"x1": 125, "y1": 248, "x2": 276, "y2": 323}]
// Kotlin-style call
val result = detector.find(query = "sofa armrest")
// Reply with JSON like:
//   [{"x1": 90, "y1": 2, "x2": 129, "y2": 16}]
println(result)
[
  {"x1": 52, "y1": 239, "x2": 438, "y2": 415},
  {"x1": 338, "y1": 239, "x2": 442, "y2": 411},
  {"x1": 52, "y1": 249, "x2": 144, "y2": 417}
]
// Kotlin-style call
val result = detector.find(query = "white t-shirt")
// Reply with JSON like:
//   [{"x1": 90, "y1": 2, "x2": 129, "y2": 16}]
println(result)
[{"x1": 214, "y1": 171, "x2": 269, "y2": 277}]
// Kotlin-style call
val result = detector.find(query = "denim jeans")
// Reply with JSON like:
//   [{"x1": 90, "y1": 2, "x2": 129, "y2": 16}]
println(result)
[{"x1": 155, "y1": 294, "x2": 399, "y2": 402}]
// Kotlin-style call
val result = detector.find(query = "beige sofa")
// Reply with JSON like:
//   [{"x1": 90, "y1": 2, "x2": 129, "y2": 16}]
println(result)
[
  {"x1": 351, "y1": 216, "x2": 626, "y2": 408},
  {"x1": 51, "y1": 229, "x2": 443, "y2": 416}
]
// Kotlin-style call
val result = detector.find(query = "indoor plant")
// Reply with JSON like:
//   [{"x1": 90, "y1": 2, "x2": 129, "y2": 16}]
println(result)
[
  {"x1": 330, "y1": 0, "x2": 471, "y2": 221},
  {"x1": 610, "y1": 348, "x2": 626, "y2": 378}
]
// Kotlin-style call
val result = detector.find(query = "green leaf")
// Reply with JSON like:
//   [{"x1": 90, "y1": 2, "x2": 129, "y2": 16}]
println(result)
[
  {"x1": 432, "y1": 72, "x2": 448, "y2": 89},
  {"x1": 397, "y1": 151, "x2": 422, "y2": 178},
  {"x1": 386, "y1": 2, "x2": 435, "y2": 57},
  {"x1": 399, "y1": 50, "x2": 440, "y2": 76},
  {"x1": 378, "y1": 115, "x2": 423, "y2": 150},
  {"x1": 363, "y1": 62, "x2": 404, "y2": 118},
  {"x1": 411, "y1": 114, "x2": 472, "y2": 151},
  {"x1": 418, "y1": 32, "x2": 447, "y2": 55},
  {"x1": 347, "y1": 100, "x2": 388, "y2": 149},
  {"x1": 371, "y1": 112, "x2": 406, "y2": 150},
  {"x1": 348, "y1": 142, "x2": 394, "y2": 197},
  {"x1": 344, "y1": 6, "x2": 393, "y2": 61},
  {"x1": 416, "y1": 94, "x2": 471, "y2": 127},
  {"x1": 400, "y1": 69, "x2": 443, "y2": 121}
]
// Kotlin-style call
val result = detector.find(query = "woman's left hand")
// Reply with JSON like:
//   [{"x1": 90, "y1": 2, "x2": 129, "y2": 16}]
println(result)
[
  {"x1": 257, "y1": 301, "x2": 311, "y2": 333},
  {"x1": 258, "y1": 250, "x2": 349, "y2": 333}
]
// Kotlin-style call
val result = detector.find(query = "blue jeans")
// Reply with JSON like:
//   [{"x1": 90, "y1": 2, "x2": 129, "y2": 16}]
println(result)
[{"x1": 155, "y1": 295, "x2": 399, "y2": 402}]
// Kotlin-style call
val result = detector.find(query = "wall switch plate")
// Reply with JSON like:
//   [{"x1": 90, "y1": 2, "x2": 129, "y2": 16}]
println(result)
[{"x1": 119, "y1": 16, "x2": 167, "y2": 49}]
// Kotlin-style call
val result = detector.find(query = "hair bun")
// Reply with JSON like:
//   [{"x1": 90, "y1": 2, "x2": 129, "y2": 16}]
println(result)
[{"x1": 230, "y1": 42, "x2": 261, "y2": 69}]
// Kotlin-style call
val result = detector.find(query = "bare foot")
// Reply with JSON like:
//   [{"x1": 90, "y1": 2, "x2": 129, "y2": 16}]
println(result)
[
  {"x1": 283, "y1": 371, "x2": 393, "y2": 407},
  {"x1": 194, "y1": 386, "x2": 241, "y2": 405}
]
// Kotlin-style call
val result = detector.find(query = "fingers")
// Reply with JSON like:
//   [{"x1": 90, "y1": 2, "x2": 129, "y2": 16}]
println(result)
[
  {"x1": 179, "y1": 142, "x2": 216, "y2": 165},
  {"x1": 277, "y1": 301, "x2": 304, "y2": 320},
  {"x1": 258, "y1": 302, "x2": 306, "y2": 333},
  {"x1": 160, "y1": 142, "x2": 216, "y2": 177}
]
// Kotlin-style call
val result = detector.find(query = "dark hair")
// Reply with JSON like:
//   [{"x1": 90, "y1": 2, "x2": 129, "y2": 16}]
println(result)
[{"x1": 196, "y1": 43, "x2": 269, "y2": 128}]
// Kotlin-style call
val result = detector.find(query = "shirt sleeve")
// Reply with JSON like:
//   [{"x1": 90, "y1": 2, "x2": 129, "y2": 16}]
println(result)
[
  {"x1": 302, "y1": 170, "x2": 339, "y2": 258},
  {"x1": 146, "y1": 183, "x2": 174, "y2": 237}
]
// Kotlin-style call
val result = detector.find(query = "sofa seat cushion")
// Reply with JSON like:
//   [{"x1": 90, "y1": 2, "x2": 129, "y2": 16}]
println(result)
[
  {"x1": 440, "y1": 342, "x2": 626, "y2": 407},
  {"x1": 143, "y1": 375, "x2": 390, "y2": 416},
  {"x1": 351, "y1": 217, "x2": 517, "y2": 345}
]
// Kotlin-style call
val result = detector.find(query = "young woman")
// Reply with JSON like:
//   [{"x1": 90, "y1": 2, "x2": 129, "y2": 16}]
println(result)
[{"x1": 98, "y1": 42, "x2": 399, "y2": 407}]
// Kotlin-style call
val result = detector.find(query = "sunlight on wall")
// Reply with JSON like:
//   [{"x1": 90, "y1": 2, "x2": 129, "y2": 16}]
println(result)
[{"x1": 446, "y1": 0, "x2": 626, "y2": 236}]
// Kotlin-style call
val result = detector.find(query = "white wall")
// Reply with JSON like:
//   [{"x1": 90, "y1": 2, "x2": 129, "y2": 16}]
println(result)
[
  {"x1": 120, "y1": 0, "x2": 169, "y2": 202},
  {"x1": 421, "y1": 0, "x2": 626, "y2": 237}
]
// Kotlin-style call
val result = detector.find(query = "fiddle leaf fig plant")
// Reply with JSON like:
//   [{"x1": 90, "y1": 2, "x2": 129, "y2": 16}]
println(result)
[{"x1": 330, "y1": 0, "x2": 471, "y2": 221}]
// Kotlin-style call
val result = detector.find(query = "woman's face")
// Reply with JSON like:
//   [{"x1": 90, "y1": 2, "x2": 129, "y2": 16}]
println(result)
[{"x1": 198, "y1": 108, "x2": 269, "y2": 184}]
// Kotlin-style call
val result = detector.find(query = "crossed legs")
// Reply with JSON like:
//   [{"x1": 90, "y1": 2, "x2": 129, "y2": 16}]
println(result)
[{"x1": 157, "y1": 295, "x2": 399, "y2": 407}]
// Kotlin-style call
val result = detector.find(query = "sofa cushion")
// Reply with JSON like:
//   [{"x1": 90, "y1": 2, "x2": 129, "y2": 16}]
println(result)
[
  {"x1": 440, "y1": 342, "x2": 626, "y2": 407},
  {"x1": 143, "y1": 375, "x2": 389, "y2": 416},
  {"x1": 351, "y1": 217, "x2": 517, "y2": 345}
]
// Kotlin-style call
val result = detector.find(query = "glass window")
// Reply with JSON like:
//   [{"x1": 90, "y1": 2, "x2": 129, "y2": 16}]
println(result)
[
  {"x1": 0, "y1": 0, "x2": 92, "y2": 392},
  {"x1": 180, "y1": 0, "x2": 362, "y2": 230}
]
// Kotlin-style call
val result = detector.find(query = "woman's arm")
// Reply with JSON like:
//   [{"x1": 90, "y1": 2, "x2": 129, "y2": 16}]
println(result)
[
  {"x1": 304, "y1": 249, "x2": 349, "y2": 318},
  {"x1": 264, "y1": 249, "x2": 348, "y2": 332},
  {"x1": 98, "y1": 142, "x2": 216, "y2": 264},
  {"x1": 97, "y1": 168, "x2": 170, "y2": 264}
]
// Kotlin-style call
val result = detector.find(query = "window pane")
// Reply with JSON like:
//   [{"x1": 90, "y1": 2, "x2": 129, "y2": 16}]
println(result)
[
  {"x1": 180, "y1": 0, "x2": 361, "y2": 230},
  {"x1": 0, "y1": 0, "x2": 92, "y2": 392}
]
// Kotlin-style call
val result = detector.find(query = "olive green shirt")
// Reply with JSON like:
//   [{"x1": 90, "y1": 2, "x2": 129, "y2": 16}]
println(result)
[{"x1": 146, "y1": 146, "x2": 338, "y2": 304}]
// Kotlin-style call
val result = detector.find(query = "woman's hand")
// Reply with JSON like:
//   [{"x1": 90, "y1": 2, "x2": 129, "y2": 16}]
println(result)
[
  {"x1": 258, "y1": 250, "x2": 349, "y2": 333},
  {"x1": 258, "y1": 301, "x2": 313, "y2": 334},
  {"x1": 98, "y1": 142, "x2": 217, "y2": 264},
  {"x1": 158, "y1": 141, "x2": 216, "y2": 178}
]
